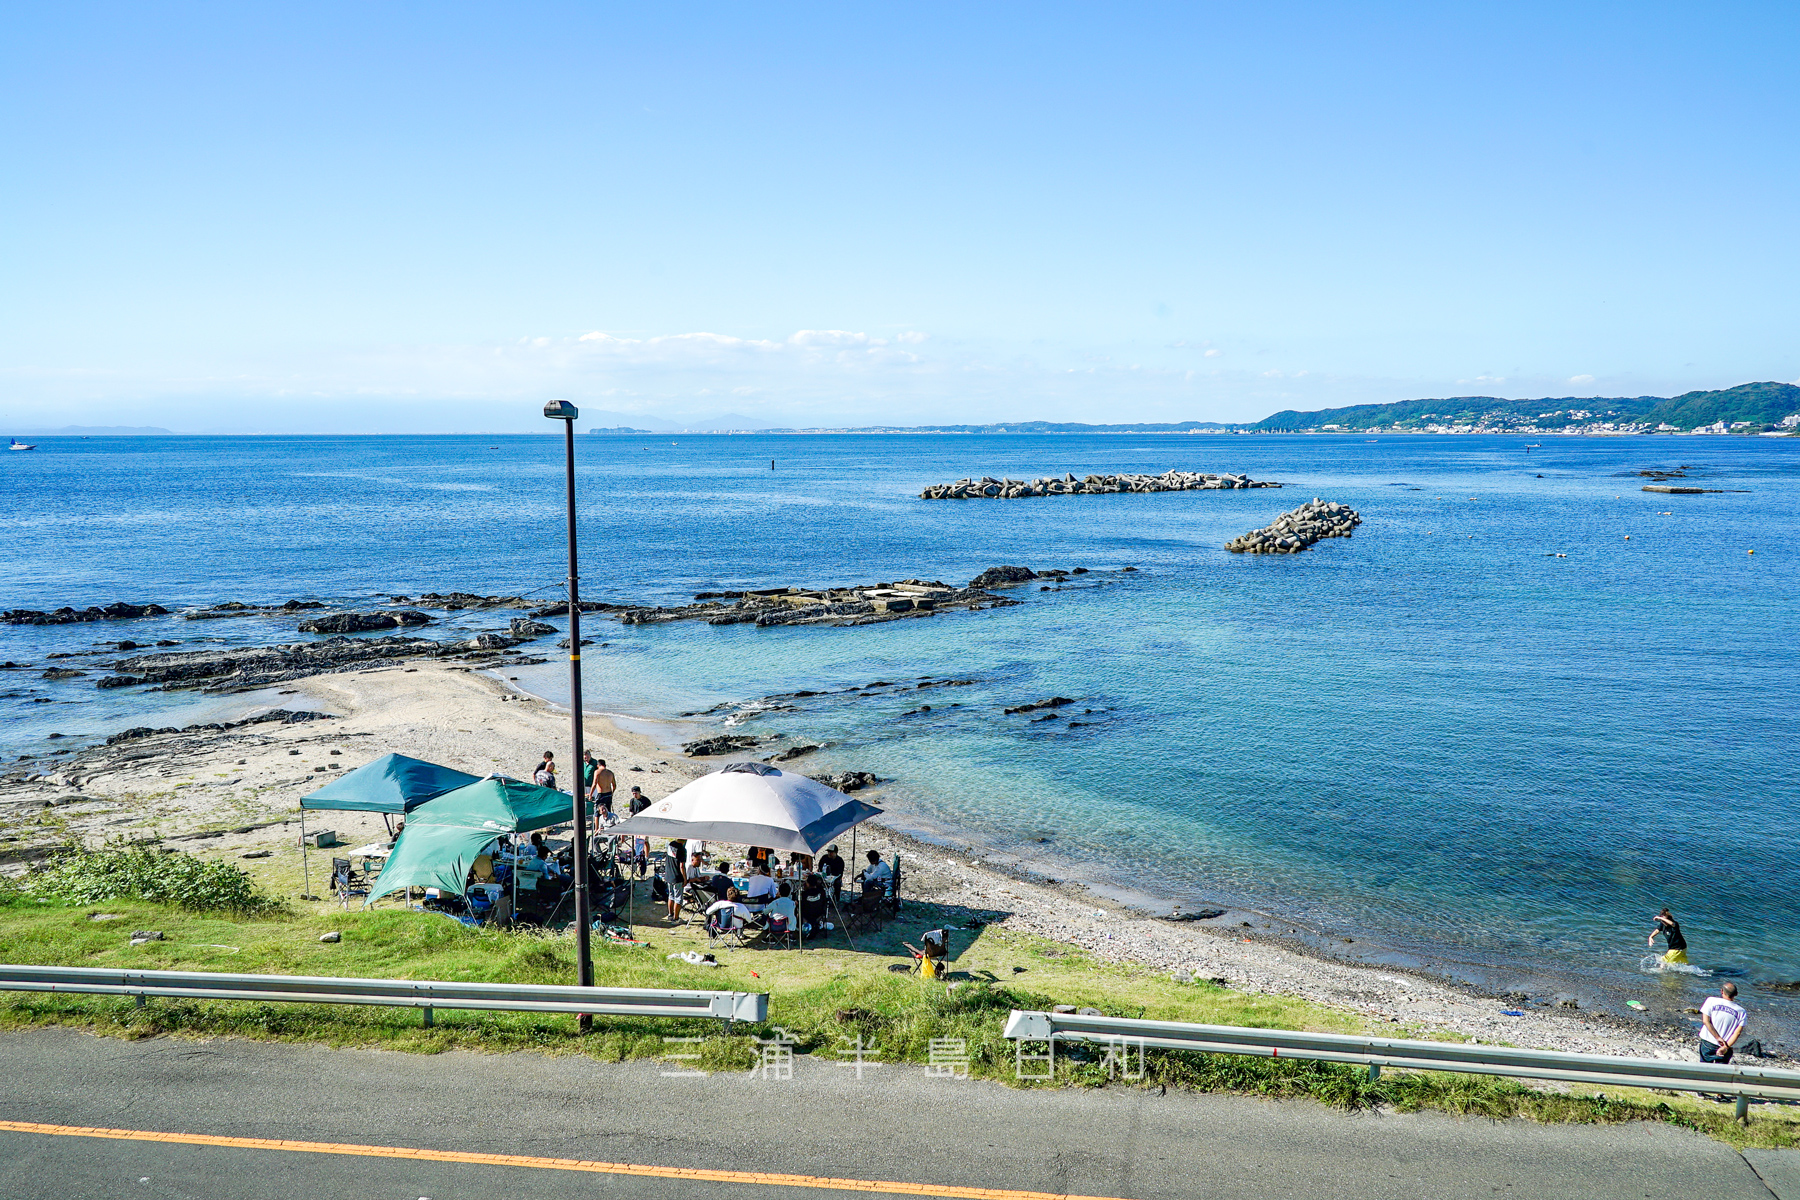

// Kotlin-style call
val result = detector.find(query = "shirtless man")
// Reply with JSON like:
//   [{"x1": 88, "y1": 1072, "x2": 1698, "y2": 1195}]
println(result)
[{"x1": 590, "y1": 757, "x2": 617, "y2": 815}]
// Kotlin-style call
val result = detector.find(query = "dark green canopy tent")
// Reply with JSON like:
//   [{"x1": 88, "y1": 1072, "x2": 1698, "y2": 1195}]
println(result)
[
  {"x1": 300, "y1": 753, "x2": 481, "y2": 814},
  {"x1": 367, "y1": 777, "x2": 587, "y2": 903}
]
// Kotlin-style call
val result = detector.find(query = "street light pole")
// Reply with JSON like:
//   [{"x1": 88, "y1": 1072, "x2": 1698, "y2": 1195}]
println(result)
[{"x1": 544, "y1": 400, "x2": 593, "y2": 1011}]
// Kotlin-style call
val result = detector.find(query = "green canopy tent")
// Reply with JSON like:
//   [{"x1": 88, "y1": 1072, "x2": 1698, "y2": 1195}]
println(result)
[
  {"x1": 366, "y1": 776, "x2": 588, "y2": 906},
  {"x1": 297, "y1": 753, "x2": 481, "y2": 898},
  {"x1": 301, "y1": 753, "x2": 481, "y2": 815}
]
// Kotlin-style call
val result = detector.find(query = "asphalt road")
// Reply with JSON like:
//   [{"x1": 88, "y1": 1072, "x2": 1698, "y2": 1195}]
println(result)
[{"x1": 0, "y1": 1028, "x2": 1791, "y2": 1200}]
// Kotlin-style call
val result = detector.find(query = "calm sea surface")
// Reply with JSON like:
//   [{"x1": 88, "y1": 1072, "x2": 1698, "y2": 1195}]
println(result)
[{"x1": 4, "y1": 432, "x2": 1797, "y2": 1036}]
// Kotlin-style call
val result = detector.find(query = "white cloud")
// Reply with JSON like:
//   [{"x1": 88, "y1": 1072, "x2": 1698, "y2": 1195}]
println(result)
[
  {"x1": 896, "y1": 331, "x2": 928, "y2": 344},
  {"x1": 788, "y1": 330, "x2": 870, "y2": 347},
  {"x1": 1204, "y1": 348, "x2": 1221, "y2": 358},
  {"x1": 1569, "y1": 374, "x2": 1595, "y2": 384}
]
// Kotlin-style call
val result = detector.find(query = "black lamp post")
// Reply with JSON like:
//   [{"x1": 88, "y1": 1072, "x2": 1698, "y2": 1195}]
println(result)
[{"x1": 543, "y1": 399, "x2": 593, "y2": 1008}]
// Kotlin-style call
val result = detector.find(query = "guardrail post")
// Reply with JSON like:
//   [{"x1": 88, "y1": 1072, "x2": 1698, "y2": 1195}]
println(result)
[
  {"x1": 1735, "y1": 1094, "x2": 1748, "y2": 1124},
  {"x1": 134, "y1": 994, "x2": 144, "y2": 1009},
  {"x1": 422, "y1": 1006, "x2": 433, "y2": 1028},
  {"x1": 1367, "y1": 1063, "x2": 1381, "y2": 1082}
]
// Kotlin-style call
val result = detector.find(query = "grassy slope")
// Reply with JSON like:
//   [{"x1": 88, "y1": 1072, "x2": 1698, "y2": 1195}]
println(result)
[{"x1": 1, "y1": 887, "x2": 1794, "y2": 1150}]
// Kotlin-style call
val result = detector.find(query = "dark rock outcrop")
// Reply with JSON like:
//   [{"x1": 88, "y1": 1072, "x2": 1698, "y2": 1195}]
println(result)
[
  {"x1": 3, "y1": 602, "x2": 169, "y2": 626},
  {"x1": 297, "y1": 610, "x2": 433, "y2": 634},
  {"x1": 106, "y1": 708, "x2": 332, "y2": 745},
  {"x1": 815, "y1": 770, "x2": 881, "y2": 792},
  {"x1": 682, "y1": 734, "x2": 761, "y2": 757},
  {"x1": 509, "y1": 618, "x2": 559, "y2": 638},
  {"x1": 97, "y1": 635, "x2": 446, "y2": 690},
  {"x1": 41, "y1": 668, "x2": 87, "y2": 680},
  {"x1": 968, "y1": 566, "x2": 1037, "y2": 588},
  {"x1": 1004, "y1": 696, "x2": 1074, "y2": 714}
]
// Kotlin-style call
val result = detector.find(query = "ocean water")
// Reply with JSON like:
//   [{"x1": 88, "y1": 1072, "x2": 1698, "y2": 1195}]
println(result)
[{"x1": 4, "y1": 432, "x2": 1797, "y2": 1037}]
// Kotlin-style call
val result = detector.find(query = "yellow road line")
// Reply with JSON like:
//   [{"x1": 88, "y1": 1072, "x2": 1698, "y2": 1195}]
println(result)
[{"x1": 0, "y1": 1119, "x2": 1134, "y2": 1200}]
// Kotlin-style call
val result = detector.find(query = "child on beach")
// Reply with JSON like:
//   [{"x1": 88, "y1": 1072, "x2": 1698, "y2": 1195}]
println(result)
[{"x1": 1649, "y1": 908, "x2": 1689, "y2": 964}]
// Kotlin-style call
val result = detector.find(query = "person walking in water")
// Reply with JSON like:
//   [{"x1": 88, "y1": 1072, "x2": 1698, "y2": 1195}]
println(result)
[{"x1": 1648, "y1": 907, "x2": 1688, "y2": 965}]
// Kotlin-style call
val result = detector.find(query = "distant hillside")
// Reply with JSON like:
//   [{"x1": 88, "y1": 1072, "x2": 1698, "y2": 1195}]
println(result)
[
  {"x1": 1248, "y1": 382, "x2": 1800, "y2": 433},
  {"x1": 834, "y1": 420, "x2": 1235, "y2": 433}
]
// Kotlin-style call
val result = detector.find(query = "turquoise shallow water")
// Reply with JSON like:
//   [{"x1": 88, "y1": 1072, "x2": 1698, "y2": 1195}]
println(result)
[{"x1": 4, "y1": 432, "x2": 1797, "y2": 1036}]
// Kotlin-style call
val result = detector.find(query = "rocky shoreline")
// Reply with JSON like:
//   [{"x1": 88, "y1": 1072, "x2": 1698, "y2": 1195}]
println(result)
[
  {"x1": 920, "y1": 470, "x2": 1279, "y2": 499},
  {"x1": 1225, "y1": 499, "x2": 1362, "y2": 553},
  {"x1": 2, "y1": 661, "x2": 1783, "y2": 1064}
]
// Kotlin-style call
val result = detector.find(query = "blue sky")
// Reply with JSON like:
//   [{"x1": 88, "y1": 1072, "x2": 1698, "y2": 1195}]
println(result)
[{"x1": 3, "y1": 2, "x2": 1797, "y2": 431}]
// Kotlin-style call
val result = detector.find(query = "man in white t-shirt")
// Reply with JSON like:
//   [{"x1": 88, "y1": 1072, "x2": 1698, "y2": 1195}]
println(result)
[
  {"x1": 1699, "y1": 982, "x2": 1747, "y2": 1064},
  {"x1": 744, "y1": 865, "x2": 779, "y2": 910}
]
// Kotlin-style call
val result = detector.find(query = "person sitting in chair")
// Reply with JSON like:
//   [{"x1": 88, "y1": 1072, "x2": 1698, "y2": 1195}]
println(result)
[
  {"x1": 799, "y1": 874, "x2": 830, "y2": 935},
  {"x1": 704, "y1": 888, "x2": 752, "y2": 935},
  {"x1": 700, "y1": 860, "x2": 733, "y2": 902},
  {"x1": 858, "y1": 850, "x2": 892, "y2": 896},
  {"x1": 760, "y1": 881, "x2": 797, "y2": 929},
  {"x1": 744, "y1": 863, "x2": 779, "y2": 911}
]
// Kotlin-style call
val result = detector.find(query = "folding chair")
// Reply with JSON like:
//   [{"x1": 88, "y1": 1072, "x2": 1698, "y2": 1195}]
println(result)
[
  {"x1": 465, "y1": 883, "x2": 501, "y2": 924},
  {"x1": 848, "y1": 886, "x2": 886, "y2": 934},
  {"x1": 751, "y1": 912, "x2": 796, "y2": 950},
  {"x1": 331, "y1": 857, "x2": 368, "y2": 908},
  {"x1": 705, "y1": 907, "x2": 749, "y2": 948}
]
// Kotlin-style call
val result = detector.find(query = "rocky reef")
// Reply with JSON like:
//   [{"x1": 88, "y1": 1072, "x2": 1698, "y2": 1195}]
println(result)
[
  {"x1": 3, "y1": 602, "x2": 169, "y2": 625},
  {"x1": 297, "y1": 610, "x2": 433, "y2": 634},
  {"x1": 920, "y1": 470, "x2": 1279, "y2": 499},
  {"x1": 1225, "y1": 499, "x2": 1362, "y2": 554},
  {"x1": 620, "y1": 573, "x2": 1019, "y2": 629}
]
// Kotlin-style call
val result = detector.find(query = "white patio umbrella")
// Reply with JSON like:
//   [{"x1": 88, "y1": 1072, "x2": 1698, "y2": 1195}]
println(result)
[{"x1": 608, "y1": 762, "x2": 880, "y2": 855}]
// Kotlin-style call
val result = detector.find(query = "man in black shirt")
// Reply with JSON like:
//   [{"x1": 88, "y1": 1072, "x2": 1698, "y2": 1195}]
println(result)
[{"x1": 818, "y1": 845, "x2": 846, "y2": 901}]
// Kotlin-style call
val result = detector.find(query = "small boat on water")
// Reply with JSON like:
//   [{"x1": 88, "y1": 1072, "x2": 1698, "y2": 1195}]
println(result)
[{"x1": 8, "y1": 439, "x2": 35, "y2": 451}]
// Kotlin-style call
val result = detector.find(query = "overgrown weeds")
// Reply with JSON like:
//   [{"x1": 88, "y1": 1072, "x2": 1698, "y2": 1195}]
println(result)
[{"x1": 19, "y1": 842, "x2": 283, "y2": 917}]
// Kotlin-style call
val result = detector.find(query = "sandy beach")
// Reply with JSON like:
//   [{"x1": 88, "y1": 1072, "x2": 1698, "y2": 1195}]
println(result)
[{"x1": 1, "y1": 659, "x2": 1744, "y2": 1066}]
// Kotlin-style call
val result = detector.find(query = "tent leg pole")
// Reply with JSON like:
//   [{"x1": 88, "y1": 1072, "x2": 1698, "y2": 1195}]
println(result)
[{"x1": 300, "y1": 810, "x2": 309, "y2": 899}]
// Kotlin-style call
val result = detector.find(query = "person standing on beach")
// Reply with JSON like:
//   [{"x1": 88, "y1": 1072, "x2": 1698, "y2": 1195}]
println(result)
[
  {"x1": 627, "y1": 786, "x2": 650, "y2": 815},
  {"x1": 662, "y1": 839, "x2": 687, "y2": 921},
  {"x1": 533, "y1": 752, "x2": 556, "y2": 790},
  {"x1": 591, "y1": 757, "x2": 616, "y2": 815},
  {"x1": 1699, "y1": 982, "x2": 1747, "y2": 1063},
  {"x1": 1649, "y1": 908, "x2": 1689, "y2": 964}
]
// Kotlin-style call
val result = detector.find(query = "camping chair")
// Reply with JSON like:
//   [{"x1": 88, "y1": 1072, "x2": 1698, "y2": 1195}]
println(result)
[
  {"x1": 331, "y1": 857, "x2": 368, "y2": 908},
  {"x1": 902, "y1": 928, "x2": 951, "y2": 978},
  {"x1": 465, "y1": 883, "x2": 502, "y2": 924},
  {"x1": 705, "y1": 907, "x2": 749, "y2": 949},
  {"x1": 750, "y1": 911, "x2": 796, "y2": 950},
  {"x1": 882, "y1": 858, "x2": 903, "y2": 919},
  {"x1": 848, "y1": 885, "x2": 886, "y2": 934}
]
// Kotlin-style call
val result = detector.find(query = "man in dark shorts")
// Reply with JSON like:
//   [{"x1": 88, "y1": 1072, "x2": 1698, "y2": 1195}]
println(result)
[
  {"x1": 1700, "y1": 982, "x2": 1747, "y2": 1064},
  {"x1": 590, "y1": 757, "x2": 616, "y2": 815}
]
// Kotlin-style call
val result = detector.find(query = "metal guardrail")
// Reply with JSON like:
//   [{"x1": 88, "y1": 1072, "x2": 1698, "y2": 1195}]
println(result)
[
  {"x1": 0, "y1": 965, "x2": 767, "y2": 1029},
  {"x1": 1005, "y1": 1009, "x2": 1800, "y2": 1121}
]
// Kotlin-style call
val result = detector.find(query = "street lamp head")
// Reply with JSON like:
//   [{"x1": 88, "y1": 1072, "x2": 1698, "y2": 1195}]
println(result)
[{"x1": 543, "y1": 399, "x2": 579, "y2": 421}]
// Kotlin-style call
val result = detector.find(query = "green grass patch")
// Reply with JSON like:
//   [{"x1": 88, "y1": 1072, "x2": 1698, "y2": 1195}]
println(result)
[{"x1": 0, "y1": 887, "x2": 1793, "y2": 1148}]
